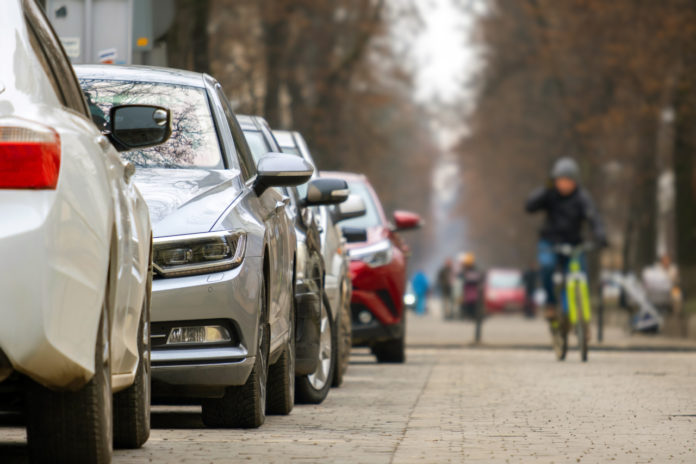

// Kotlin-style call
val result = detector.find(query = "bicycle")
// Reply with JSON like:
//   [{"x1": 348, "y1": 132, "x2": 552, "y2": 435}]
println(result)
[{"x1": 549, "y1": 243, "x2": 593, "y2": 362}]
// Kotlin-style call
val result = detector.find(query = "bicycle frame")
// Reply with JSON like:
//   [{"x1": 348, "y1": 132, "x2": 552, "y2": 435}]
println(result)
[{"x1": 563, "y1": 253, "x2": 592, "y2": 326}]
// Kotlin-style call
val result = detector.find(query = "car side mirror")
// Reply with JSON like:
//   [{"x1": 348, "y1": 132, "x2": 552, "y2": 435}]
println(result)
[
  {"x1": 341, "y1": 227, "x2": 368, "y2": 243},
  {"x1": 303, "y1": 178, "x2": 349, "y2": 207},
  {"x1": 108, "y1": 105, "x2": 171, "y2": 152},
  {"x1": 254, "y1": 153, "x2": 314, "y2": 196},
  {"x1": 332, "y1": 194, "x2": 367, "y2": 223},
  {"x1": 392, "y1": 210, "x2": 421, "y2": 231}
]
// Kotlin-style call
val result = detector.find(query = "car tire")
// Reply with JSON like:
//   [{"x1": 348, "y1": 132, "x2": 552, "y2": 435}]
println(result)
[
  {"x1": 202, "y1": 280, "x2": 269, "y2": 428},
  {"x1": 266, "y1": 302, "x2": 295, "y2": 415},
  {"x1": 373, "y1": 334, "x2": 406, "y2": 364},
  {"x1": 295, "y1": 294, "x2": 336, "y2": 404},
  {"x1": 332, "y1": 287, "x2": 352, "y2": 387},
  {"x1": 113, "y1": 263, "x2": 152, "y2": 449},
  {"x1": 26, "y1": 305, "x2": 113, "y2": 464}
]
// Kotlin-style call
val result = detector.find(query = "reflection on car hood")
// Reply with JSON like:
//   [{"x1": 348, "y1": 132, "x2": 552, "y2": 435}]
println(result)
[{"x1": 133, "y1": 168, "x2": 243, "y2": 237}]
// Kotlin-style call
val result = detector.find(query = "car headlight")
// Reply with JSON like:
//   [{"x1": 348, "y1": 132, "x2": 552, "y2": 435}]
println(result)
[
  {"x1": 153, "y1": 231, "x2": 246, "y2": 278},
  {"x1": 349, "y1": 238, "x2": 393, "y2": 268}
]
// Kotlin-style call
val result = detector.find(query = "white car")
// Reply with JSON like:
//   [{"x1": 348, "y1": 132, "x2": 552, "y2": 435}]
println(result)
[{"x1": 0, "y1": 1, "x2": 168, "y2": 462}]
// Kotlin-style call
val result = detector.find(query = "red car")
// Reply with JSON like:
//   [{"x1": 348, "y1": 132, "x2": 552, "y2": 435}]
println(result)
[
  {"x1": 484, "y1": 269, "x2": 526, "y2": 313},
  {"x1": 325, "y1": 172, "x2": 421, "y2": 363}
]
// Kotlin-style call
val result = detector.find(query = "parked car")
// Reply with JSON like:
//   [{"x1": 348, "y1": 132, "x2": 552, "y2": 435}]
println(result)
[
  {"x1": 484, "y1": 269, "x2": 526, "y2": 313},
  {"x1": 0, "y1": 1, "x2": 168, "y2": 461},
  {"x1": 273, "y1": 130, "x2": 356, "y2": 387},
  {"x1": 241, "y1": 116, "x2": 349, "y2": 403},
  {"x1": 77, "y1": 65, "x2": 313, "y2": 428},
  {"x1": 325, "y1": 172, "x2": 421, "y2": 363}
]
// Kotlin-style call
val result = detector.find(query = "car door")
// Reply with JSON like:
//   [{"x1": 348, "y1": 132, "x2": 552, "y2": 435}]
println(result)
[{"x1": 211, "y1": 87, "x2": 293, "y2": 346}]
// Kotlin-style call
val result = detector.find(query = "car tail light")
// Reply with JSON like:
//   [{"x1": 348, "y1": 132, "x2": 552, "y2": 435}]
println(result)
[{"x1": 0, "y1": 118, "x2": 61, "y2": 189}]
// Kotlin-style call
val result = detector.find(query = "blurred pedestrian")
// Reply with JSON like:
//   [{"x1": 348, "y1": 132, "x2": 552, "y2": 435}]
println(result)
[
  {"x1": 411, "y1": 271, "x2": 430, "y2": 316},
  {"x1": 437, "y1": 259, "x2": 455, "y2": 319},
  {"x1": 459, "y1": 253, "x2": 483, "y2": 319},
  {"x1": 642, "y1": 254, "x2": 681, "y2": 314}
]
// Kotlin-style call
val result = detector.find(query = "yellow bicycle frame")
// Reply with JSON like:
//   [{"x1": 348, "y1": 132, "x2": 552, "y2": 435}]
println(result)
[{"x1": 565, "y1": 258, "x2": 591, "y2": 325}]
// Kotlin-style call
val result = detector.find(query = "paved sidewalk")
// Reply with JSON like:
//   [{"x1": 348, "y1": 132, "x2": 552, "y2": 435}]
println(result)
[{"x1": 407, "y1": 299, "x2": 696, "y2": 351}]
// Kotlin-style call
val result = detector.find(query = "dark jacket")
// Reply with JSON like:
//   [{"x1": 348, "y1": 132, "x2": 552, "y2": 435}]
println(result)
[{"x1": 525, "y1": 186, "x2": 606, "y2": 246}]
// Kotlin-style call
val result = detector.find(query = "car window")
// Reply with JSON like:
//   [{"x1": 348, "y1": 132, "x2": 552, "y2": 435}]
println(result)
[
  {"x1": 488, "y1": 272, "x2": 522, "y2": 289},
  {"x1": 24, "y1": 1, "x2": 88, "y2": 116},
  {"x1": 80, "y1": 79, "x2": 224, "y2": 169},
  {"x1": 214, "y1": 86, "x2": 257, "y2": 179},
  {"x1": 279, "y1": 145, "x2": 301, "y2": 156},
  {"x1": 243, "y1": 129, "x2": 271, "y2": 164},
  {"x1": 340, "y1": 181, "x2": 383, "y2": 229}
]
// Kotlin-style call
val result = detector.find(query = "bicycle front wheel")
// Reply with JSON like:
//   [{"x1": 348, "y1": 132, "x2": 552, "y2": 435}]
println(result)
[
  {"x1": 551, "y1": 319, "x2": 567, "y2": 361},
  {"x1": 577, "y1": 319, "x2": 588, "y2": 362}
]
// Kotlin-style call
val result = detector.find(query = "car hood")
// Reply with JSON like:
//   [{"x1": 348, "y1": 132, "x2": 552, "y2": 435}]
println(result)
[{"x1": 133, "y1": 168, "x2": 243, "y2": 237}]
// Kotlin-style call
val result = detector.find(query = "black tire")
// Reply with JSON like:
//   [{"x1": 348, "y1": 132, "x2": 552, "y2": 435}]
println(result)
[
  {"x1": 113, "y1": 263, "x2": 152, "y2": 449},
  {"x1": 202, "y1": 282, "x2": 269, "y2": 428},
  {"x1": 578, "y1": 320, "x2": 588, "y2": 362},
  {"x1": 296, "y1": 296, "x2": 336, "y2": 404},
  {"x1": 373, "y1": 334, "x2": 406, "y2": 363},
  {"x1": 27, "y1": 306, "x2": 113, "y2": 464},
  {"x1": 332, "y1": 287, "x2": 352, "y2": 387},
  {"x1": 267, "y1": 303, "x2": 295, "y2": 415},
  {"x1": 550, "y1": 312, "x2": 568, "y2": 361}
]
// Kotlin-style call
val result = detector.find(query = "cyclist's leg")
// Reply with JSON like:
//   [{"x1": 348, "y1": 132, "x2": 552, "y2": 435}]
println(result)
[{"x1": 537, "y1": 240, "x2": 557, "y2": 320}]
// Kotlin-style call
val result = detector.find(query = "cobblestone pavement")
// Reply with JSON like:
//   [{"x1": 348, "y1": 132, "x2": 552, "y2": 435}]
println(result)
[{"x1": 1, "y1": 314, "x2": 695, "y2": 463}]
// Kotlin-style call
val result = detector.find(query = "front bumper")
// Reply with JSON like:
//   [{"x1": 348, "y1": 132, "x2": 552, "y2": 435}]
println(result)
[
  {"x1": 350, "y1": 303, "x2": 404, "y2": 346},
  {"x1": 150, "y1": 256, "x2": 262, "y2": 393}
]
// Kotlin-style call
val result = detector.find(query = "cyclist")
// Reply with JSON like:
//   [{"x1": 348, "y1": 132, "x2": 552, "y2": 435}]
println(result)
[{"x1": 525, "y1": 157, "x2": 607, "y2": 323}]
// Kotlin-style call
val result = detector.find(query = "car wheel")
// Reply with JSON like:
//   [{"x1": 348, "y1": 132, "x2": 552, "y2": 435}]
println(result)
[
  {"x1": 202, "y1": 280, "x2": 269, "y2": 428},
  {"x1": 26, "y1": 304, "x2": 113, "y2": 463},
  {"x1": 332, "y1": 286, "x2": 352, "y2": 387},
  {"x1": 266, "y1": 302, "x2": 295, "y2": 415},
  {"x1": 295, "y1": 295, "x2": 335, "y2": 404},
  {"x1": 372, "y1": 319, "x2": 406, "y2": 364},
  {"x1": 113, "y1": 262, "x2": 152, "y2": 449}
]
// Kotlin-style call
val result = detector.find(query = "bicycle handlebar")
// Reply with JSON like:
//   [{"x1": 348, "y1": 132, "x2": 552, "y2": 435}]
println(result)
[{"x1": 553, "y1": 242, "x2": 595, "y2": 256}]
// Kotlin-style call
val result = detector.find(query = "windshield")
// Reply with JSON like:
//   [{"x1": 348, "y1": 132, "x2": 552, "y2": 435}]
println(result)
[
  {"x1": 80, "y1": 79, "x2": 224, "y2": 169},
  {"x1": 340, "y1": 181, "x2": 382, "y2": 229},
  {"x1": 488, "y1": 272, "x2": 522, "y2": 289}
]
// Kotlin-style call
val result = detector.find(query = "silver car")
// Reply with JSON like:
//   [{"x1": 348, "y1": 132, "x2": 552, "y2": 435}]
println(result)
[{"x1": 77, "y1": 65, "x2": 313, "y2": 428}]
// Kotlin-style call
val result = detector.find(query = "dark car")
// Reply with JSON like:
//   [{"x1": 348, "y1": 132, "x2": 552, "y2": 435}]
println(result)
[
  {"x1": 325, "y1": 172, "x2": 421, "y2": 363},
  {"x1": 239, "y1": 115, "x2": 349, "y2": 404}
]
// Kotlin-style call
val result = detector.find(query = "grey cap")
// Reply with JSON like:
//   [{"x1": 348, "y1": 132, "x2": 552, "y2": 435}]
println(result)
[{"x1": 551, "y1": 157, "x2": 580, "y2": 182}]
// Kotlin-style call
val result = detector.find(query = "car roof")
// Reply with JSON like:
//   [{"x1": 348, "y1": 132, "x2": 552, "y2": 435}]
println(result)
[
  {"x1": 321, "y1": 171, "x2": 367, "y2": 183},
  {"x1": 236, "y1": 114, "x2": 271, "y2": 132},
  {"x1": 74, "y1": 64, "x2": 207, "y2": 88}
]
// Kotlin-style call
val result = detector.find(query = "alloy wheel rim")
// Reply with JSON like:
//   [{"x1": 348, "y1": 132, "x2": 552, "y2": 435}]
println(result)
[{"x1": 307, "y1": 302, "x2": 332, "y2": 390}]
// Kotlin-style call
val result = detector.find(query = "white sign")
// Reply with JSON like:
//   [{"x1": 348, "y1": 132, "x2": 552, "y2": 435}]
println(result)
[
  {"x1": 98, "y1": 48, "x2": 118, "y2": 64},
  {"x1": 60, "y1": 37, "x2": 80, "y2": 59}
]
